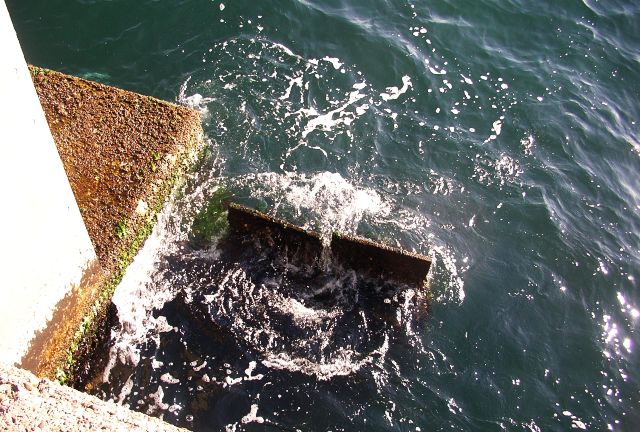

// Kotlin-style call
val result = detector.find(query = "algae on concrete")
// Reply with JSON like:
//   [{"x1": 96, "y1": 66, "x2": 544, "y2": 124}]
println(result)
[{"x1": 189, "y1": 187, "x2": 231, "y2": 248}]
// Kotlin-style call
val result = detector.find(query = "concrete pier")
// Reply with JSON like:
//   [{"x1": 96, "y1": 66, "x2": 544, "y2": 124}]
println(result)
[
  {"x1": 23, "y1": 64, "x2": 203, "y2": 381},
  {"x1": 0, "y1": 0, "x2": 99, "y2": 368},
  {"x1": 1, "y1": 1, "x2": 204, "y2": 429}
]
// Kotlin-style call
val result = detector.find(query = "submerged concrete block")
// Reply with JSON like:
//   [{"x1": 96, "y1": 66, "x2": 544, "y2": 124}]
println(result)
[
  {"x1": 331, "y1": 233, "x2": 431, "y2": 286},
  {"x1": 227, "y1": 203, "x2": 431, "y2": 286},
  {"x1": 227, "y1": 202, "x2": 324, "y2": 265}
]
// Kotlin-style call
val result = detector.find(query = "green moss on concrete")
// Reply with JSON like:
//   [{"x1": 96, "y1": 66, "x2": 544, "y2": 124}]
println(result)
[
  {"x1": 30, "y1": 66, "x2": 51, "y2": 76},
  {"x1": 115, "y1": 220, "x2": 128, "y2": 240},
  {"x1": 189, "y1": 187, "x2": 230, "y2": 248},
  {"x1": 56, "y1": 145, "x2": 206, "y2": 386}
]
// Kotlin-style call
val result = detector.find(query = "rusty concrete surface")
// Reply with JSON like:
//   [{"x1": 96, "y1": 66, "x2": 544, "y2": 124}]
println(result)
[
  {"x1": 30, "y1": 66, "x2": 203, "y2": 272},
  {"x1": 24, "y1": 66, "x2": 204, "y2": 380},
  {"x1": 331, "y1": 232, "x2": 431, "y2": 286},
  {"x1": 227, "y1": 203, "x2": 324, "y2": 265}
]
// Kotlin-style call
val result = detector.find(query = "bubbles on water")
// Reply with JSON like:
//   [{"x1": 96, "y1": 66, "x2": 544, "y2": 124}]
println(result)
[
  {"x1": 521, "y1": 134, "x2": 535, "y2": 156},
  {"x1": 230, "y1": 171, "x2": 390, "y2": 241},
  {"x1": 226, "y1": 170, "x2": 468, "y2": 305},
  {"x1": 494, "y1": 154, "x2": 523, "y2": 187},
  {"x1": 100, "y1": 202, "x2": 185, "y2": 385},
  {"x1": 428, "y1": 245, "x2": 467, "y2": 303},
  {"x1": 472, "y1": 152, "x2": 522, "y2": 189},
  {"x1": 178, "y1": 77, "x2": 215, "y2": 118},
  {"x1": 91, "y1": 161, "x2": 455, "y2": 429},
  {"x1": 178, "y1": 37, "x2": 432, "y2": 175},
  {"x1": 380, "y1": 75, "x2": 413, "y2": 101},
  {"x1": 107, "y1": 13, "x2": 491, "y2": 429},
  {"x1": 192, "y1": 262, "x2": 391, "y2": 382}
]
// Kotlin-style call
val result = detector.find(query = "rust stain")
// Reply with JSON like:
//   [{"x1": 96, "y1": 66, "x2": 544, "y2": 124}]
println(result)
[
  {"x1": 30, "y1": 66, "x2": 202, "y2": 272},
  {"x1": 26, "y1": 66, "x2": 204, "y2": 379}
]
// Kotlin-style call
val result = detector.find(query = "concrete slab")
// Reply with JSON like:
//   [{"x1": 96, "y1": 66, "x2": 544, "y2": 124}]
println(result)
[
  {"x1": 331, "y1": 232, "x2": 431, "y2": 286},
  {"x1": 25, "y1": 67, "x2": 204, "y2": 380},
  {"x1": 0, "y1": 364, "x2": 188, "y2": 431},
  {"x1": 30, "y1": 66, "x2": 204, "y2": 274},
  {"x1": 15, "y1": 68, "x2": 205, "y2": 380},
  {"x1": 227, "y1": 202, "x2": 324, "y2": 265}
]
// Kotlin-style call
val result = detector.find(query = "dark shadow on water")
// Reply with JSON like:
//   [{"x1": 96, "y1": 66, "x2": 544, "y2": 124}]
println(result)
[{"x1": 83, "y1": 228, "x2": 429, "y2": 431}]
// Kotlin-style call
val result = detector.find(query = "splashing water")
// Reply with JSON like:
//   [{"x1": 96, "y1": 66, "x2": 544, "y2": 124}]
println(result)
[
  {"x1": 13, "y1": 0, "x2": 640, "y2": 429},
  {"x1": 89, "y1": 166, "x2": 437, "y2": 429}
]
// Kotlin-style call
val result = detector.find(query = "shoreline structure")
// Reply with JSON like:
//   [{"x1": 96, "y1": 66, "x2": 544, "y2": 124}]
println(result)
[{"x1": 1, "y1": 2, "x2": 201, "y2": 429}]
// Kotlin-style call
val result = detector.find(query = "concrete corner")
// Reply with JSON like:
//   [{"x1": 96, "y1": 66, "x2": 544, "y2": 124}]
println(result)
[{"x1": 0, "y1": 0, "x2": 99, "y2": 368}]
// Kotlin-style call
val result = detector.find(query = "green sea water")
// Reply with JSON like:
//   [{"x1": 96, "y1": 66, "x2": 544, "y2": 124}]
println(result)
[{"x1": 7, "y1": 0, "x2": 640, "y2": 430}]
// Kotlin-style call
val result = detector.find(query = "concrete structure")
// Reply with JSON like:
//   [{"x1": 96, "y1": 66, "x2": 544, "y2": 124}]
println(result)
[
  {"x1": 0, "y1": 0, "x2": 99, "y2": 367},
  {"x1": 227, "y1": 203, "x2": 432, "y2": 286},
  {"x1": 0, "y1": 2, "x2": 203, "y2": 430},
  {"x1": 0, "y1": 364, "x2": 187, "y2": 431},
  {"x1": 29, "y1": 65, "x2": 203, "y2": 380}
]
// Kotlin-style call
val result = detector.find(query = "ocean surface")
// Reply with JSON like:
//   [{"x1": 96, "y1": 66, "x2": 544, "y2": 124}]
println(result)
[{"x1": 7, "y1": 0, "x2": 640, "y2": 430}]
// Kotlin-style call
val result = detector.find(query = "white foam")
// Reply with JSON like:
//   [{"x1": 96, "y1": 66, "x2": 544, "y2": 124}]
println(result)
[
  {"x1": 241, "y1": 404, "x2": 264, "y2": 424},
  {"x1": 148, "y1": 385, "x2": 169, "y2": 411},
  {"x1": 275, "y1": 296, "x2": 340, "y2": 324},
  {"x1": 492, "y1": 119, "x2": 503, "y2": 136},
  {"x1": 494, "y1": 154, "x2": 522, "y2": 186},
  {"x1": 428, "y1": 66, "x2": 447, "y2": 75},
  {"x1": 280, "y1": 74, "x2": 304, "y2": 101},
  {"x1": 301, "y1": 87, "x2": 366, "y2": 138},
  {"x1": 521, "y1": 135, "x2": 535, "y2": 156},
  {"x1": 468, "y1": 215, "x2": 476, "y2": 228},
  {"x1": 102, "y1": 198, "x2": 184, "y2": 385},
  {"x1": 381, "y1": 76, "x2": 413, "y2": 101},
  {"x1": 262, "y1": 335, "x2": 389, "y2": 381},
  {"x1": 322, "y1": 56, "x2": 343, "y2": 70},
  {"x1": 234, "y1": 171, "x2": 390, "y2": 241},
  {"x1": 178, "y1": 77, "x2": 215, "y2": 115},
  {"x1": 160, "y1": 373, "x2": 180, "y2": 384}
]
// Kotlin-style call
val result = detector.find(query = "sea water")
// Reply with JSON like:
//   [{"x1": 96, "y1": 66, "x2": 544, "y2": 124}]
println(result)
[{"x1": 8, "y1": 0, "x2": 639, "y2": 430}]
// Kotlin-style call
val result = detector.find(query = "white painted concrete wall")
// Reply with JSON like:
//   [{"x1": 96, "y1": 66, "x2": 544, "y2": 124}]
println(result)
[{"x1": 0, "y1": 1, "x2": 98, "y2": 366}]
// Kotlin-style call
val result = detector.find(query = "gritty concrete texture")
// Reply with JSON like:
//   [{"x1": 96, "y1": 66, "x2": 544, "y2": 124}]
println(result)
[
  {"x1": 30, "y1": 66, "x2": 204, "y2": 273},
  {"x1": 0, "y1": 364, "x2": 187, "y2": 431},
  {"x1": 0, "y1": 0, "x2": 99, "y2": 367},
  {"x1": 23, "y1": 66, "x2": 203, "y2": 381}
]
